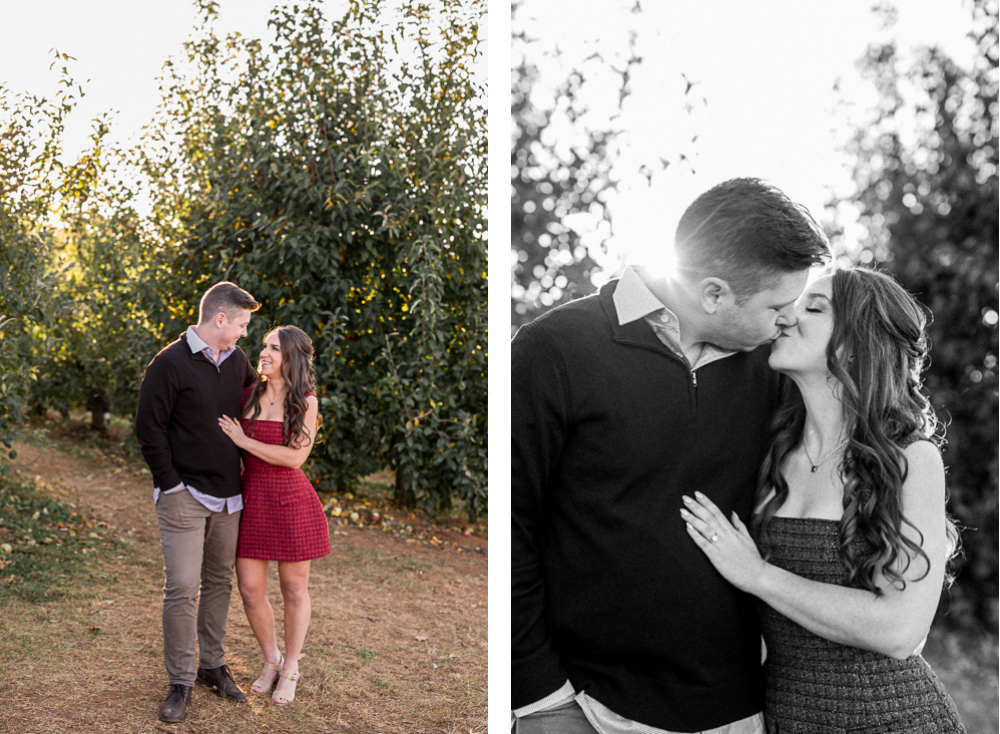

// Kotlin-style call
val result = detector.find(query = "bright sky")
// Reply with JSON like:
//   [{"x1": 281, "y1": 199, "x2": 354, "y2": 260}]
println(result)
[
  {"x1": 0, "y1": 0, "x2": 486, "y2": 167},
  {"x1": 1, "y1": 0, "x2": 274, "y2": 159},
  {"x1": 514, "y1": 0, "x2": 978, "y2": 278}
]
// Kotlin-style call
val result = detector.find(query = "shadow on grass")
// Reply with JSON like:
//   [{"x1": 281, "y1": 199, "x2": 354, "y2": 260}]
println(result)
[{"x1": 0, "y1": 476, "x2": 118, "y2": 604}]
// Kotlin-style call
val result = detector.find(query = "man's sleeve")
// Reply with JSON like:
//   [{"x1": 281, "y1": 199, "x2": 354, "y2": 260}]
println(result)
[
  {"x1": 511, "y1": 322, "x2": 572, "y2": 709},
  {"x1": 135, "y1": 356, "x2": 182, "y2": 491}
]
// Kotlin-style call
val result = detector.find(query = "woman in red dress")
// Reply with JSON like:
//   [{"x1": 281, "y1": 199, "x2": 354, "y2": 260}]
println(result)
[{"x1": 218, "y1": 325, "x2": 330, "y2": 706}]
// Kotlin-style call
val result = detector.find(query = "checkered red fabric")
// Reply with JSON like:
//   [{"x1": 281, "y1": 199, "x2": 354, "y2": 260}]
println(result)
[{"x1": 236, "y1": 419, "x2": 331, "y2": 562}]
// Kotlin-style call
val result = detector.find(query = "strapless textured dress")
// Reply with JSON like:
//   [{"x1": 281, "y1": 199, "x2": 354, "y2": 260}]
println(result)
[
  {"x1": 758, "y1": 516, "x2": 965, "y2": 734},
  {"x1": 235, "y1": 418, "x2": 331, "y2": 562}
]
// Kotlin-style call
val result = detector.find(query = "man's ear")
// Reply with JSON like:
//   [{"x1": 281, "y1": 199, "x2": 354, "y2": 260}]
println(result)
[
  {"x1": 213, "y1": 312, "x2": 228, "y2": 330},
  {"x1": 699, "y1": 277, "x2": 733, "y2": 315}
]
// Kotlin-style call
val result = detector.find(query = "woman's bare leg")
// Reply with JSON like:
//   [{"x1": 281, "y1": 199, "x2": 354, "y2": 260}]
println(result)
[
  {"x1": 273, "y1": 560, "x2": 312, "y2": 703},
  {"x1": 236, "y1": 557, "x2": 282, "y2": 692}
]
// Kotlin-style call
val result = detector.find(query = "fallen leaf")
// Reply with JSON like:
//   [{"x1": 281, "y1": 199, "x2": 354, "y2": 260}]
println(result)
[{"x1": 415, "y1": 635, "x2": 427, "y2": 642}]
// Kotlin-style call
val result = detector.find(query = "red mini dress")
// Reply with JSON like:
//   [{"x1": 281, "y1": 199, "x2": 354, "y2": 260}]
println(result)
[{"x1": 236, "y1": 416, "x2": 331, "y2": 562}]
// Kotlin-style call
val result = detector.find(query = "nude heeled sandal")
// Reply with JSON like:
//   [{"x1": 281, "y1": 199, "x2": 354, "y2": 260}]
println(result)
[
  {"x1": 251, "y1": 655, "x2": 284, "y2": 694},
  {"x1": 272, "y1": 668, "x2": 300, "y2": 706}
]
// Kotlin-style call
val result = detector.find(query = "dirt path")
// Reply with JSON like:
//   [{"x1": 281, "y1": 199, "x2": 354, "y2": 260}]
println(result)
[{"x1": 0, "y1": 427, "x2": 487, "y2": 734}]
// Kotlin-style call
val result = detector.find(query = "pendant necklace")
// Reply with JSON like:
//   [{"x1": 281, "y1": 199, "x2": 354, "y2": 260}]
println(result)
[{"x1": 803, "y1": 438, "x2": 848, "y2": 473}]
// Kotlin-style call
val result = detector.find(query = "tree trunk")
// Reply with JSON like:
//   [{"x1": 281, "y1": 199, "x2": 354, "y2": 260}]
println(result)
[
  {"x1": 394, "y1": 464, "x2": 416, "y2": 509},
  {"x1": 89, "y1": 389, "x2": 107, "y2": 434}
]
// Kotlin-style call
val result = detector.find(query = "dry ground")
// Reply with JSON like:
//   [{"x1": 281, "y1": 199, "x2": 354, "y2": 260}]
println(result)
[{"x1": 0, "y1": 421, "x2": 486, "y2": 734}]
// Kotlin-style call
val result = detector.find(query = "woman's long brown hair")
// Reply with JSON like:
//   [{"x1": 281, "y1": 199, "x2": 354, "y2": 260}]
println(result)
[
  {"x1": 244, "y1": 325, "x2": 318, "y2": 449},
  {"x1": 754, "y1": 267, "x2": 961, "y2": 593}
]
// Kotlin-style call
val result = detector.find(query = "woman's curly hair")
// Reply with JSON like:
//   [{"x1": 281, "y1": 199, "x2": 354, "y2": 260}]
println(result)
[{"x1": 754, "y1": 267, "x2": 961, "y2": 594}]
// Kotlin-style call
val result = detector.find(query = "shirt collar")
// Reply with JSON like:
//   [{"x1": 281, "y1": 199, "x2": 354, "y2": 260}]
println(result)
[
  {"x1": 186, "y1": 325, "x2": 211, "y2": 354},
  {"x1": 613, "y1": 266, "x2": 740, "y2": 368},
  {"x1": 613, "y1": 265, "x2": 672, "y2": 325},
  {"x1": 187, "y1": 325, "x2": 236, "y2": 365}
]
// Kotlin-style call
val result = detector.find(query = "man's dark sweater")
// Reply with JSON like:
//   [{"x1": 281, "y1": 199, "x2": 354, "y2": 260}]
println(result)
[
  {"x1": 511, "y1": 280, "x2": 783, "y2": 732},
  {"x1": 136, "y1": 332, "x2": 258, "y2": 498}
]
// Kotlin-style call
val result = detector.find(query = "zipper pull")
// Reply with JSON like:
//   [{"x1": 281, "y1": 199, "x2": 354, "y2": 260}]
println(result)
[{"x1": 691, "y1": 371, "x2": 698, "y2": 387}]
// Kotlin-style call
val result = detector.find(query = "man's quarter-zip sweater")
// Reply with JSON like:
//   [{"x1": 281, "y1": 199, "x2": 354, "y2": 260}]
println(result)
[
  {"x1": 512, "y1": 279, "x2": 783, "y2": 732},
  {"x1": 136, "y1": 332, "x2": 258, "y2": 498}
]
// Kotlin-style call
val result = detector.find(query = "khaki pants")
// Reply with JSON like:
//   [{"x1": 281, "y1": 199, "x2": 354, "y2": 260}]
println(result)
[{"x1": 155, "y1": 489, "x2": 241, "y2": 686}]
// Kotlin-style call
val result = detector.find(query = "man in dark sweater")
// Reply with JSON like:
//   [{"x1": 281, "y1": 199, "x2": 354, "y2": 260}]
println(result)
[
  {"x1": 136, "y1": 282, "x2": 261, "y2": 723},
  {"x1": 512, "y1": 179, "x2": 830, "y2": 733}
]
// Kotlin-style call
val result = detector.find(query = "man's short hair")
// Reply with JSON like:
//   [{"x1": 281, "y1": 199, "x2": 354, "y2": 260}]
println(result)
[
  {"x1": 674, "y1": 178, "x2": 830, "y2": 297},
  {"x1": 198, "y1": 282, "x2": 261, "y2": 324}
]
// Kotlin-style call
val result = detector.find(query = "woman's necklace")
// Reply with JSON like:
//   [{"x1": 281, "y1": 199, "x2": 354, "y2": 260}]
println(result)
[
  {"x1": 266, "y1": 386, "x2": 285, "y2": 406},
  {"x1": 802, "y1": 438, "x2": 849, "y2": 473}
]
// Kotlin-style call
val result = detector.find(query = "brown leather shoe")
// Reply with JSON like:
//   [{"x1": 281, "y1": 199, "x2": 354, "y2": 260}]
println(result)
[
  {"x1": 158, "y1": 684, "x2": 192, "y2": 722},
  {"x1": 196, "y1": 664, "x2": 246, "y2": 702}
]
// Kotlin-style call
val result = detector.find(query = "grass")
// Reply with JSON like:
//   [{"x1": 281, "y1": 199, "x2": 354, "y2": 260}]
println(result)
[
  {"x1": 0, "y1": 421, "x2": 487, "y2": 733},
  {"x1": 1, "y1": 511, "x2": 487, "y2": 733},
  {"x1": 25, "y1": 412, "x2": 489, "y2": 542},
  {"x1": 0, "y1": 477, "x2": 117, "y2": 604},
  {"x1": 316, "y1": 472, "x2": 488, "y2": 547},
  {"x1": 18, "y1": 418, "x2": 136, "y2": 464}
]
